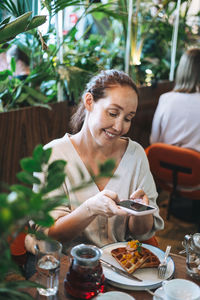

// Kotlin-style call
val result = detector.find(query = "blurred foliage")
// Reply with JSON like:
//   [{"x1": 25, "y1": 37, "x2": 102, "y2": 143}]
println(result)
[
  {"x1": 0, "y1": 0, "x2": 31, "y2": 17},
  {"x1": 0, "y1": 144, "x2": 67, "y2": 299},
  {"x1": 0, "y1": 0, "x2": 199, "y2": 111},
  {"x1": 0, "y1": 143, "x2": 115, "y2": 299},
  {"x1": 0, "y1": 11, "x2": 46, "y2": 44}
]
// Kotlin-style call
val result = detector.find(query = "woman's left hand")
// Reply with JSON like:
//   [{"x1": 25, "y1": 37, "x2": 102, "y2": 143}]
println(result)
[
  {"x1": 128, "y1": 189, "x2": 153, "y2": 235},
  {"x1": 130, "y1": 189, "x2": 149, "y2": 205}
]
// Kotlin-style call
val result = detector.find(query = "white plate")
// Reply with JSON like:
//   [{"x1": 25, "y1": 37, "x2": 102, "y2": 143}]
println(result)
[
  {"x1": 153, "y1": 286, "x2": 165, "y2": 300},
  {"x1": 95, "y1": 291, "x2": 135, "y2": 299},
  {"x1": 101, "y1": 242, "x2": 175, "y2": 291}
]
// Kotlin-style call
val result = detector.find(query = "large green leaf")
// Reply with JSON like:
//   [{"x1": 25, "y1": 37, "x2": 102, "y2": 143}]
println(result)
[
  {"x1": 42, "y1": 173, "x2": 66, "y2": 194},
  {"x1": 36, "y1": 214, "x2": 55, "y2": 227},
  {"x1": 98, "y1": 159, "x2": 115, "y2": 177},
  {"x1": 0, "y1": 70, "x2": 12, "y2": 81},
  {"x1": 0, "y1": 12, "x2": 47, "y2": 44},
  {"x1": 33, "y1": 145, "x2": 52, "y2": 165},
  {"x1": 10, "y1": 185, "x2": 33, "y2": 197},
  {"x1": 25, "y1": 16, "x2": 47, "y2": 31},
  {"x1": 42, "y1": 148, "x2": 52, "y2": 164},
  {"x1": 48, "y1": 160, "x2": 66, "y2": 173},
  {"x1": 23, "y1": 85, "x2": 49, "y2": 102},
  {"x1": 17, "y1": 171, "x2": 41, "y2": 185},
  {"x1": 20, "y1": 157, "x2": 42, "y2": 173},
  {"x1": 10, "y1": 57, "x2": 16, "y2": 73},
  {"x1": 0, "y1": 12, "x2": 32, "y2": 44}
]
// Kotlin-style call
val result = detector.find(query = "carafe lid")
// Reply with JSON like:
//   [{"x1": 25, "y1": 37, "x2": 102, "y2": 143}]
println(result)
[{"x1": 71, "y1": 244, "x2": 102, "y2": 266}]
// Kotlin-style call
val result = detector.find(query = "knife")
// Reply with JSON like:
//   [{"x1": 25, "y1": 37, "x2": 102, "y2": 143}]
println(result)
[{"x1": 100, "y1": 259, "x2": 143, "y2": 282}]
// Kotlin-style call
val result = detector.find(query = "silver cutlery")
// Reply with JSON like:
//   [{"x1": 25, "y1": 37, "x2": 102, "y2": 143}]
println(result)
[
  {"x1": 158, "y1": 245, "x2": 171, "y2": 278},
  {"x1": 100, "y1": 259, "x2": 143, "y2": 282}
]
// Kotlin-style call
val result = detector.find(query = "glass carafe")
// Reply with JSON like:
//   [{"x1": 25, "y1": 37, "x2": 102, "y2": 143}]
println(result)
[
  {"x1": 184, "y1": 233, "x2": 200, "y2": 280},
  {"x1": 64, "y1": 244, "x2": 105, "y2": 299}
]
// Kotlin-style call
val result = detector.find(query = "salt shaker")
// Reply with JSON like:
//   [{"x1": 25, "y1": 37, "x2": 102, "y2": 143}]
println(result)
[
  {"x1": 184, "y1": 233, "x2": 200, "y2": 280},
  {"x1": 64, "y1": 244, "x2": 105, "y2": 299}
]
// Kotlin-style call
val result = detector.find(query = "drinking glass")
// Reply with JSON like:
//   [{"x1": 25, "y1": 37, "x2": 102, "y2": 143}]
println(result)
[{"x1": 34, "y1": 239, "x2": 62, "y2": 296}]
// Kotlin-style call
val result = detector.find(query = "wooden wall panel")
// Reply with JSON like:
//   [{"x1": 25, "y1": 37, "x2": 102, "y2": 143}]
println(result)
[
  {"x1": 0, "y1": 102, "x2": 71, "y2": 189},
  {"x1": 128, "y1": 81, "x2": 174, "y2": 148},
  {"x1": 0, "y1": 81, "x2": 174, "y2": 189}
]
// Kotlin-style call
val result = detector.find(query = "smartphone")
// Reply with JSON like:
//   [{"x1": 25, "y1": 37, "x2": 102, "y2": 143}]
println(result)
[{"x1": 118, "y1": 199, "x2": 157, "y2": 216}]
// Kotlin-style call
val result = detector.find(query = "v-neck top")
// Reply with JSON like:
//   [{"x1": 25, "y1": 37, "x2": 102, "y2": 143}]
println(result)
[{"x1": 31, "y1": 133, "x2": 164, "y2": 249}]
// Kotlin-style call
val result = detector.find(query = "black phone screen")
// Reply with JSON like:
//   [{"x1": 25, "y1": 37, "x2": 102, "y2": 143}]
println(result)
[{"x1": 119, "y1": 200, "x2": 154, "y2": 212}]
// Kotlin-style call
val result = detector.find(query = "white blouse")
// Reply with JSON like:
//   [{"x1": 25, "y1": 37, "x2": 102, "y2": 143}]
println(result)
[
  {"x1": 150, "y1": 91, "x2": 200, "y2": 152},
  {"x1": 25, "y1": 133, "x2": 164, "y2": 253}
]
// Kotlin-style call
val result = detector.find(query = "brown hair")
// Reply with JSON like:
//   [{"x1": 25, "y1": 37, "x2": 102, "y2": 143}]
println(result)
[
  {"x1": 173, "y1": 48, "x2": 200, "y2": 93},
  {"x1": 70, "y1": 69, "x2": 139, "y2": 134}
]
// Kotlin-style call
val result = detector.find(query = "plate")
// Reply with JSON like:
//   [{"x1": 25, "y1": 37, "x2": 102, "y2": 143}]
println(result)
[
  {"x1": 95, "y1": 291, "x2": 136, "y2": 299},
  {"x1": 101, "y1": 242, "x2": 175, "y2": 291},
  {"x1": 153, "y1": 286, "x2": 165, "y2": 300}
]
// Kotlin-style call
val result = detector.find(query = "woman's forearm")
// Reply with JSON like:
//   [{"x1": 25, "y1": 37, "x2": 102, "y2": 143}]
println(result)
[
  {"x1": 48, "y1": 204, "x2": 96, "y2": 242},
  {"x1": 128, "y1": 214, "x2": 154, "y2": 236}
]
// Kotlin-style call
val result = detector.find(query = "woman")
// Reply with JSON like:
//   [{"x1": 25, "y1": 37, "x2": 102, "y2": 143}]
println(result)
[
  {"x1": 150, "y1": 48, "x2": 200, "y2": 152},
  {"x1": 25, "y1": 69, "x2": 164, "y2": 253}
]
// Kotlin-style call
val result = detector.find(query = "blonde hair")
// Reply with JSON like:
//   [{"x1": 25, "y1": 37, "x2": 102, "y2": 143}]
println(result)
[{"x1": 173, "y1": 48, "x2": 200, "y2": 93}]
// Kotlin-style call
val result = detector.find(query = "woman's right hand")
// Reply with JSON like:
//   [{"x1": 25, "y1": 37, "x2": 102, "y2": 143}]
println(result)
[{"x1": 83, "y1": 189, "x2": 128, "y2": 217}]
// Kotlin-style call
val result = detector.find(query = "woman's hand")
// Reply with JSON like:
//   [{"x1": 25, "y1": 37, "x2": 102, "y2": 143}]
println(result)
[
  {"x1": 83, "y1": 189, "x2": 128, "y2": 217},
  {"x1": 128, "y1": 188, "x2": 154, "y2": 235},
  {"x1": 130, "y1": 189, "x2": 149, "y2": 205}
]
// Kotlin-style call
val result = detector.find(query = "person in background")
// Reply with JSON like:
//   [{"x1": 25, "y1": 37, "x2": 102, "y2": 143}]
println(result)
[
  {"x1": 6, "y1": 45, "x2": 30, "y2": 80},
  {"x1": 150, "y1": 48, "x2": 200, "y2": 152},
  {"x1": 25, "y1": 69, "x2": 164, "y2": 254}
]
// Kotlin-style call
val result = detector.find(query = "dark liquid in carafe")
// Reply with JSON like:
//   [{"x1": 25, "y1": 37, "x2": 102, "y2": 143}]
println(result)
[{"x1": 64, "y1": 260, "x2": 105, "y2": 299}]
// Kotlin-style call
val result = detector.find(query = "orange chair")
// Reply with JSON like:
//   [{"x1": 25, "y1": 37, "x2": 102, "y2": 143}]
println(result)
[{"x1": 145, "y1": 143, "x2": 200, "y2": 223}]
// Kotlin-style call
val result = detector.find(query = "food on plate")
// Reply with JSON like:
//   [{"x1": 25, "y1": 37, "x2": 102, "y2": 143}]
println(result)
[{"x1": 111, "y1": 240, "x2": 160, "y2": 274}]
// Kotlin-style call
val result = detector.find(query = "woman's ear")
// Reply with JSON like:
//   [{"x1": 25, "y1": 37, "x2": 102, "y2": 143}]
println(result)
[{"x1": 84, "y1": 92, "x2": 94, "y2": 111}]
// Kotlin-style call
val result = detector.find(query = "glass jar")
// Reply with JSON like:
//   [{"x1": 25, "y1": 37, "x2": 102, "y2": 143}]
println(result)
[
  {"x1": 184, "y1": 233, "x2": 200, "y2": 280},
  {"x1": 64, "y1": 244, "x2": 105, "y2": 299}
]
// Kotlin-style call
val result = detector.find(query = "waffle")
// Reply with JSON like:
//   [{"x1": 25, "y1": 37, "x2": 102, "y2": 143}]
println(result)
[
  {"x1": 140, "y1": 250, "x2": 160, "y2": 268},
  {"x1": 111, "y1": 241, "x2": 160, "y2": 274},
  {"x1": 111, "y1": 247, "x2": 149, "y2": 273}
]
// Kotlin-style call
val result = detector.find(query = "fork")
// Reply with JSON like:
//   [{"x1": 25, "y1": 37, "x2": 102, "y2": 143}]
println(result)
[{"x1": 158, "y1": 245, "x2": 171, "y2": 278}]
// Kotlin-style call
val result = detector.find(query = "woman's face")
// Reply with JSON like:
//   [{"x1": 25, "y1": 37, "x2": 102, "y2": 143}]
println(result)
[{"x1": 85, "y1": 85, "x2": 138, "y2": 147}]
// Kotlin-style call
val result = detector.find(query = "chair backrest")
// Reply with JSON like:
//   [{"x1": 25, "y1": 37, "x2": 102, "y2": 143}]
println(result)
[{"x1": 145, "y1": 143, "x2": 200, "y2": 195}]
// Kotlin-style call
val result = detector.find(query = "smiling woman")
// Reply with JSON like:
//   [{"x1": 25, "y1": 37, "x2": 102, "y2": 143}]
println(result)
[{"x1": 25, "y1": 69, "x2": 164, "y2": 255}]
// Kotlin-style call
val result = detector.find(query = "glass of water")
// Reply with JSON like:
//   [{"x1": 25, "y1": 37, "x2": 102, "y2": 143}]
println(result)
[{"x1": 34, "y1": 239, "x2": 62, "y2": 296}]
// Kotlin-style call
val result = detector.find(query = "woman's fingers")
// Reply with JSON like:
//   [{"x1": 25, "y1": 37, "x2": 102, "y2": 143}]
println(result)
[
  {"x1": 130, "y1": 188, "x2": 145, "y2": 199},
  {"x1": 106, "y1": 197, "x2": 128, "y2": 216},
  {"x1": 130, "y1": 189, "x2": 149, "y2": 205},
  {"x1": 85, "y1": 189, "x2": 129, "y2": 217},
  {"x1": 103, "y1": 189, "x2": 119, "y2": 203}
]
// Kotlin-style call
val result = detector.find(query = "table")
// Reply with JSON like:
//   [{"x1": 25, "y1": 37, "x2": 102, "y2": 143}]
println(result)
[{"x1": 29, "y1": 253, "x2": 200, "y2": 299}]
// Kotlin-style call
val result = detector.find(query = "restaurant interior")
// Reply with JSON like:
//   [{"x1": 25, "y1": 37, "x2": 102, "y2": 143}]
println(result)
[{"x1": 0, "y1": 1, "x2": 200, "y2": 299}]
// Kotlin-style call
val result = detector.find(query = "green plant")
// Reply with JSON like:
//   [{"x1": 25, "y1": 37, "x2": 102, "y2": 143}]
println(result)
[
  {"x1": 0, "y1": 55, "x2": 54, "y2": 111},
  {"x1": 0, "y1": 143, "x2": 115, "y2": 299},
  {"x1": 0, "y1": 144, "x2": 67, "y2": 299},
  {"x1": 0, "y1": 0, "x2": 31, "y2": 17},
  {"x1": 59, "y1": 31, "x2": 124, "y2": 102},
  {"x1": 1, "y1": 0, "x2": 198, "y2": 110},
  {"x1": 0, "y1": 12, "x2": 46, "y2": 44}
]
